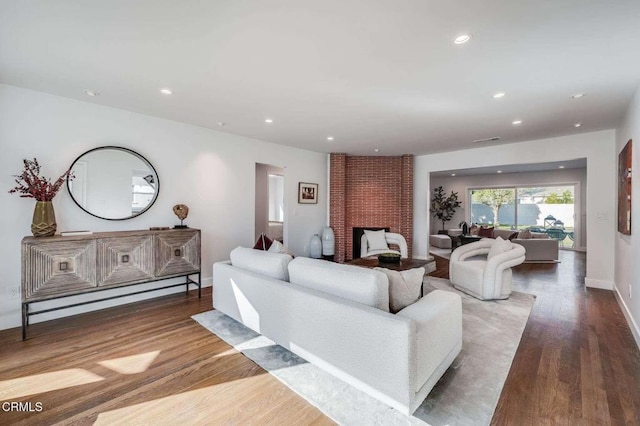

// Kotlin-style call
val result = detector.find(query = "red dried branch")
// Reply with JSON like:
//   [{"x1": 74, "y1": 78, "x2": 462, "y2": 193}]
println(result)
[{"x1": 8, "y1": 158, "x2": 74, "y2": 202}]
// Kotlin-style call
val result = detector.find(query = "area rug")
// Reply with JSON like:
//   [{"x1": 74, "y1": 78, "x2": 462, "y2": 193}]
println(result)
[{"x1": 192, "y1": 277, "x2": 535, "y2": 426}]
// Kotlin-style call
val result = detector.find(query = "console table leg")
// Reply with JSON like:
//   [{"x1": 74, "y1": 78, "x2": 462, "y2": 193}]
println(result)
[
  {"x1": 22, "y1": 303, "x2": 28, "y2": 341},
  {"x1": 198, "y1": 272, "x2": 201, "y2": 299}
]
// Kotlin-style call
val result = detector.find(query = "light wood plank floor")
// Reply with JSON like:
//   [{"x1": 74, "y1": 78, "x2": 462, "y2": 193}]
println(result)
[
  {"x1": 0, "y1": 290, "x2": 334, "y2": 425},
  {"x1": 1, "y1": 250, "x2": 639, "y2": 424},
  {"x1": 429, "y1": 250, "x2": 640, "y2": 425}
]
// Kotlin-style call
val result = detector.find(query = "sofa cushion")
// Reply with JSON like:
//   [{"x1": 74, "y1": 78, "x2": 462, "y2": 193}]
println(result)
[
  {"x1": 487, "y1": 236, "x2": 512, "y2": 260},
  {"x1": 364, "y1": 229, "x2": 389, "y2": 251},
  {"x1": 230, "y1": 246, "x2": 293, "y2": 281},
  {"x1": 493, "y1": 229, "x2": 516, "y2": 240},
  {"x1": 375, "y1": 267, "x2": 425, "y2": 313},
  {"x1": 532, "y1": 232, "x2": 550, "y2": 239},
  {"x1": 517, "y1": 229, "x2": 532, "y2": 239},
  {"x1": 288, "y1": 257, "x2": 390, "y2": 311},
  {"x1": 478, "y1": 226, "x2": 494, "y2": 238}
]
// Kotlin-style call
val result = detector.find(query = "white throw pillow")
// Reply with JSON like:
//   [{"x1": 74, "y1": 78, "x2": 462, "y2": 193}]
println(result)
[
  {"x1": 364, "y1": 229, "x2": 389, "y2": 251},
  {"x1": 374, "y1": 267, "x2": 425, "y2": 313},
  {"x1": 268, "y1": 239, "x2": 285, "y2": 253},
  {"x1": 487, "y1": 236, "x2": 512, "y2": 260}
]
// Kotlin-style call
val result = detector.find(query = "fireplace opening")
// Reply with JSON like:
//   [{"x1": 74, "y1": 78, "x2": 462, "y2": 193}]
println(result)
[{"x1": 352, "y1": 227, "x2": 390, "y2": 259}]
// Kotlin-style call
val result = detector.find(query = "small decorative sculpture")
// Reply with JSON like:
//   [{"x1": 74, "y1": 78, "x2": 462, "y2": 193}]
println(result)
[{"x1": 173, "y1": 204, "x2": 189, "y2": 229}]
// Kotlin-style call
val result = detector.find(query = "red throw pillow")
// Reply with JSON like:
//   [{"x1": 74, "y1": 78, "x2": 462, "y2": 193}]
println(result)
[
  {"x1": 253, "y1": 233, "x2": 273, "y2": 250},
  {"x1": 478, "y1": 227, "x2": 494, "y2": 238}
]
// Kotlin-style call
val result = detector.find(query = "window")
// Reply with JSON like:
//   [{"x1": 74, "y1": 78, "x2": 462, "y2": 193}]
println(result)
[{"x1": 470, "y1": 185, "x2": 576, "y2": 247}]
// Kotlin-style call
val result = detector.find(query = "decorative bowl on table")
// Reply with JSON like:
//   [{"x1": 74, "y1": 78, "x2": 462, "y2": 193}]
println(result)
[{"x1": 377, "y1": 253, "x2": 401, "y2": 264}]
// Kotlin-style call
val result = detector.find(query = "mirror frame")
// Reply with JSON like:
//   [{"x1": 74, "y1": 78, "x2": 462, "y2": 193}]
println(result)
[{"x1": 67, "y1": 146, "x2": 160, "y2": 221}]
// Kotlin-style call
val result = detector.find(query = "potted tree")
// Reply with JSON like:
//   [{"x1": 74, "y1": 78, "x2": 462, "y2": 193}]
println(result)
[{"x1": 430, "y1": 186, "x2": 462, "y2": 233}]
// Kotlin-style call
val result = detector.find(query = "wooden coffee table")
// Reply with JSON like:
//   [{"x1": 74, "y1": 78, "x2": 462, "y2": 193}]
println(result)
[{"x1": 348, "y1": 256, "x2": 436, "y2": 273}]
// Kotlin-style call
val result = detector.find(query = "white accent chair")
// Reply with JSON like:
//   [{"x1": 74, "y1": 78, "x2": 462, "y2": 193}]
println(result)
[
  {"x1": 361, "y1": 232, "x2": 409, "y2": 258},
  {"x1": 449, "y1": 239, "x2": 525, "y2": 300}
]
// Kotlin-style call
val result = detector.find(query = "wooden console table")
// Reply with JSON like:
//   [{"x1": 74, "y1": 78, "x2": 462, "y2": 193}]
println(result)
[{"x1": 21, "y1": 228, "x2": 201, "y2": 340}]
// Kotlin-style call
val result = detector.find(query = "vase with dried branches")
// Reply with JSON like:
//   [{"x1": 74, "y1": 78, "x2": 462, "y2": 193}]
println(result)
[{"x1": 9, "y1": 158, "x2": 74, "y2": 237}]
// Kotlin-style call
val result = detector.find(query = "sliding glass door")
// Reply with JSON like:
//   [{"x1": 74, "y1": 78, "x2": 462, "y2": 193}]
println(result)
[{"x1": 470, "y1": 185, "x2": 576, "y2": 247}]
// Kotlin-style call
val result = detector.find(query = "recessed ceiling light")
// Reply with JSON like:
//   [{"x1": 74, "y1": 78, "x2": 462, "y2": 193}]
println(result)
[
  {"x1": 84, "y1": 90, "x2": 100, "y2": 97},
  {"x1": 217, "y1": 122, "x2": 226, "y2": 126},
  {"x1": 512, "y1": 120, "x2": 523, "y2": 125},
  {"x1": 374, "y1": 148, "x2": 380, "y2": 153},
  {"x1": 160, "y1": 88, "x2": 173, "y2": 95},
  {"x1": 571, "y1": 93, "x2": 585, "y2": 99},
  {"x1": 265, "y1": 118, "x2": 274, "y2": 124},
  {"x1": 559, "y1": 165, "x2": 565, "y2": 169},
  {"x1": 454, "y1": 34, "x2": 471, "y2": 44},
  {"x1": 574, "y1": 123, "x2": 582, "y2": 128},
  {"x1": 497, "y1": 170, "x2": 503, "y2": 174},
  {"x1": 493, "y1": 92, "x2": 505, "y2": 99},
  {"x1": 451, "y1": 173, "x2": 456, "y2": 177},
  {"x1": 327, "y1": 136, "x2": 334, "y2": 141}
]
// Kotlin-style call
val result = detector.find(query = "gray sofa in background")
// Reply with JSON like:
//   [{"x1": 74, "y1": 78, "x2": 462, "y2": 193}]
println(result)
[{"x1": 492, "y1": 229, "x2": 559, "y2": 262}]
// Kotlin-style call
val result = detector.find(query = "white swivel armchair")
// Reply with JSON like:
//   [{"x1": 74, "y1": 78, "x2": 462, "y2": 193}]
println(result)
[
  {"x1": 449, "y1": 239, "x2": 525, "y2": 300},
  {"x1": 361, "y1": 231, "x2": 409, "y2": 258}
]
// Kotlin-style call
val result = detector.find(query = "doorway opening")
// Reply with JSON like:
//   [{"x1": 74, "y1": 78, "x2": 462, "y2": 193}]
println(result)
[{"x1": 255, "y1": 163, "x2": 285, "y2": 244}]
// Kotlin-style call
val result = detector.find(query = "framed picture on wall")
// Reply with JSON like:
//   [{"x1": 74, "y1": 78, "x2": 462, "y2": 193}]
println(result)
[{"x1": 298, "y1": 182, "x2": 318, "y2": 204}]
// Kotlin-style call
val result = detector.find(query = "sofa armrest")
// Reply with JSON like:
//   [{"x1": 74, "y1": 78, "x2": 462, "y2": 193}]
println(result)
[{"x1": 397, "y1": 290, "x2": 462, "y2": 393}]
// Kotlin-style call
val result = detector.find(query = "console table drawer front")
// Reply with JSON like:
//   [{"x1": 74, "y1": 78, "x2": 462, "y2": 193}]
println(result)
[
  {"x1": 97, "y1": 235, "x2": 154, "y2": 286},
  {"x1": 22, "y1": 240, "x2": 97, "y2": 300},
  {"x1": 155, "y1": 230, "x2": 201, "y2": 277}
]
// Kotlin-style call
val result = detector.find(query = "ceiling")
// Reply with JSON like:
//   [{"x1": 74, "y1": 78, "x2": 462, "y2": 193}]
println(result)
[
  {"x1": 430, "y1": 158, "x2": 587, "y2": 178},
  {"x1": 1, "y1": 1, "x2": 639, "y2": 156}
]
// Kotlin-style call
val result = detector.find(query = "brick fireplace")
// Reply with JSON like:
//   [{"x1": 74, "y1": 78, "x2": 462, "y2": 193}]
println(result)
[{"x1": 329, "y1": 153, "x2": 413, "y2": 262}]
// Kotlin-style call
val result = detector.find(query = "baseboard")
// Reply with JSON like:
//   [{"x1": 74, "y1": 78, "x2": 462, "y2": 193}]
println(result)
[
  {"x1": 613, "y1": 285, "x2": 640, "y2": 350},
  {"x1": 585, "y1": 277, "x2": 614, "y2": 290}
]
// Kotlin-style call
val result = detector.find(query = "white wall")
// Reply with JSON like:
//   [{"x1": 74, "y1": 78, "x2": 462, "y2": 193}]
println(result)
[
  {"x1": 430, "y1": 168, "x2": 587, "y2": 249},
  {"x1": 0, "y1": 84, "x2": 327, "y2": 330},
  {"x1": 615, "y1": 84, "x2": 640, "y2": 347},
  {"x1": 415, "y1": 130, "x2": 616, "y2": 290}
]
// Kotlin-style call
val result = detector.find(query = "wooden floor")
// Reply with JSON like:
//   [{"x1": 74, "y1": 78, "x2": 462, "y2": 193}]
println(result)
[
  {"x1": 1, "y1": 251, "x2": 639, "y2": 425},
  {"x1": 0, "y1": 290, "x2": 333, "y2": 425},
  {"x1": 428, "y1": 250, "x2": 640, "y2": 425}
]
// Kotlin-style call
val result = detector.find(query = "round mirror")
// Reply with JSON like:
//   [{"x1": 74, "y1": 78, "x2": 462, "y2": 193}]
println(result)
[{"x1": 67, "y1": 146, "x2": 160, "y2": 220}]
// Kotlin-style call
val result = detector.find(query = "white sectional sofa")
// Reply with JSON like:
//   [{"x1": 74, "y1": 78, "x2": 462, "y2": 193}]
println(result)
[{"x1": 212, "y1": 247, "x2": 462, "y2": 415}]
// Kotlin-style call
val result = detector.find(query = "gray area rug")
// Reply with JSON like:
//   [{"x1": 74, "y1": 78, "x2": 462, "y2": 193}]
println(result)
[{"x1": 192, "y1": 277, "x2": 535, "y2": 426}]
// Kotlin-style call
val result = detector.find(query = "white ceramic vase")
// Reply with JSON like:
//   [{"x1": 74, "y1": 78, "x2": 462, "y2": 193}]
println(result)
[
  {"x1": 310, "y1": 234, "x2": 322, "y2": 258},
  {"x1": 321, "y1": 226, "x2": 335, "y2": 256}
]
